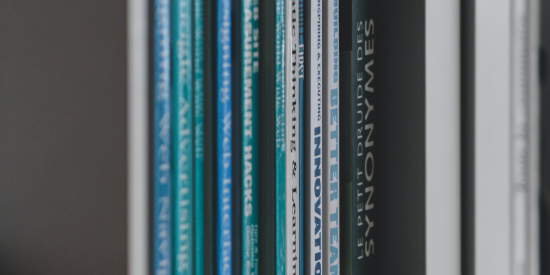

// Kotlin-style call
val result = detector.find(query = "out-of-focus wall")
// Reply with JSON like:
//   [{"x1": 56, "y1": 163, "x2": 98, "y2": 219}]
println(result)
[{"x1": 0, "y1": 0, "x2": 128, "y2": 274}]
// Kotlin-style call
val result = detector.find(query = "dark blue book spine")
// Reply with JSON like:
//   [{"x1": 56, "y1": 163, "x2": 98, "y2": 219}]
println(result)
[
  {"x1": 217, "y1": 0, "x2": 232, "y2": 273},
  {"x1": 153, "y1": 0, "x2": 172, "y2": 273}
]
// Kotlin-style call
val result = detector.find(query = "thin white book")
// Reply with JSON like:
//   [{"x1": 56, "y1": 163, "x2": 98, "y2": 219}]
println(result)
[
  {"x1": 306, "y1": 0, "x2": 323, "y2": 272},
  {"x1": 285, "y1": 0, "x2": 302, "y2": 273},
  {"x1": 322, "y1": 0, "x2": 339, "y2": 273}
]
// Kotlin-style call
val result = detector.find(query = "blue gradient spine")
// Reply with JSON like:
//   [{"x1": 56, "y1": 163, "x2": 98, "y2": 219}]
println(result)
[
  {"x1": 194, "y1": 0, "x2": 204, "y2": 272},
  {"x1": 217, "y1": 0, "x2": 232, "y2": 273},
  {"x1": 153, "y1": 0, "x2": 172, "y2": 273},
  {"x1": 172, "y1": 0, "x2": 193, "y2": 273}
]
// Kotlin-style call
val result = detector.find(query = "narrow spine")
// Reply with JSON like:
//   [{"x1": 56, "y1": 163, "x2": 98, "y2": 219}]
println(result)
[
  {"x1": 323, "y1": 0, "x2": 339, "y2": 273},
  {"x1": 241, "y1": 0, "x2": 259, "y2": 273},
  {"x1": 285, "y1": 0, "x2": 303, "y2": 273},
  {"x1": 304, "y1": 0, "x2": 323, "y2": 273},
  {"x1": 298, "y1": 1, "x2": 305, "y2": 274},
  {"x1": 275, "y1": 0, "x2": 286, "y2": 272},
  {"x1": 194, "y1": 0, "x2": 205, "y2": 272},
  {"x1": 351, "y1": 3, "x2": 375, "y2": 273},
  {"x1": 172, "y1": 0, "x2": 194, "y2": 273},
  {"x1": 217, "y1": 0, "x2": 233, "y2": 273},
  {"x1": 153, "y1": 0, "x2": 172, "y2": 273}
]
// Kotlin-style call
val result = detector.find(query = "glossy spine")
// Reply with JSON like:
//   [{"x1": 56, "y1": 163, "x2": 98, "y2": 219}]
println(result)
[
  {"x1": 194, "y1": 0, "x2": 204, "y2": 272},
  {"x1": 275, "y1": 0, "x2": 286, "y2": 272},
  {"x1": 153, "y1": 0, "x2": 172, "y2": 273},
  {"x1": 217, "y1": 0, "x2": 233, "y2": 273},
  {"x1": 241, "y1": 0, "x2": 259, "y2": 273}
]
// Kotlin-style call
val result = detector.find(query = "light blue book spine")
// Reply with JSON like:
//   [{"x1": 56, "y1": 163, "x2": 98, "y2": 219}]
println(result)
[
  {"x1": 217, "y1": 0, "x2": 232, "y2": 273},
  {"x1": 172, "y1": 0, "x2": 193, "y2": 273},
  {"x1": 194, "y1": 0, "x2": 204, "y2": 273},
  {"x1": 241, "y1": 0, "x2": 259, "y2": 273},
  {"x1": 275, "y1": 0, "x2": 285, "y2": 272},
  {"x1": 153, "y1": 0, "x2": 172, "y2": 273}
]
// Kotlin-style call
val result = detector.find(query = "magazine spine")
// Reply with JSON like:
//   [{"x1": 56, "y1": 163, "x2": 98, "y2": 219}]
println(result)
[
  {"x1": 152, "y1": 0, "x2": 172, "y2": 273},
  {"x1": 275, "y1": 0, "x2": 286, "y2": 272},
  {"x1": 241, "y1": 0, "x2": 260, "y2": 272},
  {"x1": 194, "y1": 0, "x2": 204, "y2": 271},
  {"x1": 172, "y1": 0, "x2": 194, "y2": 273},
  {"x1": 216, "y1": 0, "x2": 233, "y2": 273},
  {"x1": 324, "y1": 0, "x2": 339, "y2": 273}
]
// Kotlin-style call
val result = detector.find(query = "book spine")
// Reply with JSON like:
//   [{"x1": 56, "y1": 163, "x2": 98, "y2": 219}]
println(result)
[
  {"x1": 285, "y1": 0, "x2": 303, "y2": 273},
  {"x1": 351, "y1": 2, "x2": 374, "y2": 273},
  {"x1": 305, "y1": 0, "x2": 322, "y2": 272},
  {"x1": 298, "y1": 0, "x2": 306, "y2": 274},
  {"x1": 275, "y1": 0, "x2": 286, "y2": 272},
  {"x1": 172, "y1": 0, "x2": 194, "y2": 274},
  {"x1": 324, "y1": 0, "x2": 339, "y2": 273},
  {"x1": 217, "y1": 0, "x2": 232, "y2": 273},
  {"x1": 153, "y1": 0, "x2": 172, "y2": 273},
  {"x1": 194, "y1": 0, "x2": 204, "y2": 272},
  {"x1": 241, "y1": 0, "x2": 259, "y2": 273}
]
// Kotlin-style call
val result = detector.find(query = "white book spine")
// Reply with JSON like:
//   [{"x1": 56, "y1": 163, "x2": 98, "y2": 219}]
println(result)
[
  {"x1": 285, "y1": 0, "x2": 301, "y2": 273},
  {"x1": 324, "y1": 0, "x2": 339, "y2": 273},
  {"x1": 309, "y1": 0, "x2": 323, "y2": 272}
]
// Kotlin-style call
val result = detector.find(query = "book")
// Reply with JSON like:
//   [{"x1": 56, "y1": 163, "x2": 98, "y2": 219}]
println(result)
[
  {"x1": 232, "y1": 0, "x2": 243, "y2": 271},
  {"x1": 339, "y1": 0, "x2": 374, "y2": 273},
  {"x1": 509, "y1": 0, "x2": 540, "y2": 273},
  {"x1": 541, "y1": 0, "x2": 550, "y2": 272},
  {"x1": 284, "y1": 0, "x2": 304, "y2": 273},
  {"x1": 201, "y1": 0, "x2": 217, "y2": 272},
  {"x1": 152, "y1": 0, "x2": 172, "y2": 273},
  {"x1": 172, "y1": 0, "x2": 194, "y2": 273},
  {"x1": 322, "y1": 0, "x2": 339, "y2": 273},
  {"x1": 194, "y1": 0, "x2": 204, "y2": 273},
  {"x1": 258, "y1": 0, "x2": 277, "y2": 273},
  {"x1": 303, "y1": 0, "x2": 323, "y2": 273},
  {"x1": 274, "y1": 0, "x2": 286, "y2": 272},
  {"x1": 216, "y1": 0, "x2": 233, "y2": 272},
  {"x1": 128, "y1": 0, "x2": 150, "y2": 273},
  {"x1": 240, "y1": 0, "x2": 259, "y2": 272}
]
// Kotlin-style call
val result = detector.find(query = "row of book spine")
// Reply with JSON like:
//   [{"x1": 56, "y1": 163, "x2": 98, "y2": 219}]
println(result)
[{"x1": 150, "y1": 0, "x2": 373, "y2": 274}]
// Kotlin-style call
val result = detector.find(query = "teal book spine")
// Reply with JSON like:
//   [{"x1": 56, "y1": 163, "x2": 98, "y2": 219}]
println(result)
[
  {"x1": 241, "y1": 0, "x2": 259, "y2": 273},
  {"x1": 172, "y1": 0, "x2": 194, "y2": 273},
  {"x1": 193, "y1": 0, "x2": 204, "y2": 273},
  {"x1": 275, "y1": 0, "x2": 286, "y2": 273},
  {"x1": 153, "y1": 0, "x2": 172, "y2": 273}
]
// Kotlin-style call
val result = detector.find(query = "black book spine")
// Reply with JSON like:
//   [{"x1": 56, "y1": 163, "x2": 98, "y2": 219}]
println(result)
[
  {"x1": 540, "y1": 0, "x2": 550, "y2": 273},
  {"x1": 232, "y1": 0, "x2": 242, "y2": 272},
  {"x1": 351, "y1": 0, "x2": 375, "y2": 272},
  {"x1": 258, "y1": 0, "x2": 277, "y2": 273},
  {"x1": 202, "y1": 0, "x2": 216, "y2": 273},
  {"x1": 340, "y1": 0, "x2": 375, "y2": 273}
]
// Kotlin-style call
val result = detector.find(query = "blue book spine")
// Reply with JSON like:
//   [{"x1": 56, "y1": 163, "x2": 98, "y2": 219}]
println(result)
[
  {"x1": 275, "y1": 0, "x2": 285, "y2": 272},
  {"x1": 241, "y1": 0, "x2": 259, "y2": 273},
  {"x1": 217, "y1": 0, "x2": 232, "y2": 273},
  {"x1": 153, "y1": 0, "x2": 172, "y2": 273},
  {"x1": 172, "y1": 0, "x2": 193, "y2": 273},
  {"x1": 194, "y1": 0, "x2": 204, "y2": 272}
]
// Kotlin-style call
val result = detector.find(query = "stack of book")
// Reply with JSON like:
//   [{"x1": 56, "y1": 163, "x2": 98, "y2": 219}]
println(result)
[
  {"x1": 149, "y1": 0, "x2": 373, "y2": 273},
  {"x1": 128, "y1": 0, "x2": 543, "y2": 274}
]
